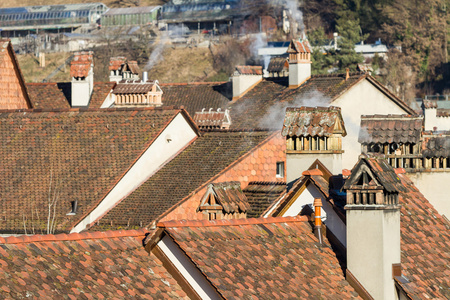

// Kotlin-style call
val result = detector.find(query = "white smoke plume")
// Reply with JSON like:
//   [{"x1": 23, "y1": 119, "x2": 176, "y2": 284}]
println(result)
[{"x1": 258, "y1": 89, "x2": 331, "y2": 129}]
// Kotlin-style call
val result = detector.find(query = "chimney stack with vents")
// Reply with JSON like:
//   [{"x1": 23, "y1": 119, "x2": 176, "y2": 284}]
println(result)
[
  {"x1": 343, "y1": 156, "x2": 402, "y2": 299},
  {"x1": 313, "y1": 198, "x2": 323, "y2": 245},
  {"x1": 287, "y1": 39, "x2": 311, "y2": 88},
  {"x1": 71, "y1": 51, "x2": 94, "y2": 107},
  {"x1": 232, "y1": 66, "x2": 263, "y2": 100}
]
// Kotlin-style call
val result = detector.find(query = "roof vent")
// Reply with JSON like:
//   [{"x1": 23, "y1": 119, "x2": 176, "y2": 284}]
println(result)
[{"x1": 67, "y1": 200, "x2": 78, "y2": 216}]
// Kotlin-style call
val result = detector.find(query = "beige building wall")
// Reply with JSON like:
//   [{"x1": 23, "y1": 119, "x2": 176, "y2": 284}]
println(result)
[
  {"x1": 407, "y1": 171, "x2": 450, "y2": 218},
  {"x1": 332, "y1": 80, "x2": 410, "y2": 169},
  {"x1": 347, "y1": 208, "x2": 401, "y2": 300},
  {"x1": 286, "y1": 153, "x2": 342, "y2": 184}
]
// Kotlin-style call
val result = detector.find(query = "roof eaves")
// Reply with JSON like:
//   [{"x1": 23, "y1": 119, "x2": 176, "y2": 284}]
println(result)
[{"x1": 6, "y1": 40, "x2": 33, "y2": 109}]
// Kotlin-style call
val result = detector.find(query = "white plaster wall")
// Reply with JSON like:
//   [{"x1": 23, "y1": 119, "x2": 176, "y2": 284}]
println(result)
[
  {"x1": 158, "y1": 235, "x2": 221, "y2": 300},
  {"x1": 332, "y1": 80, "x2": 410, "y2": 169},
  {"x1": 289, "y1": 63, "x2": 310, "y2": 87},
  {"x1": 232, "y1": 75, "x2": 261, "y2": 98},
  {"x1": 72, "y1": 80, "x2": 91, "y2": 107},
  {"x1": 71, "y1": 113, "x2": 198, "y2": 232},
  {"x1": 424, "y1": 108, "x2": 450, "y2": 131},
  {"x1": 347, "y1": 208, "x2": 400, "y2": 300},
  {"x1": 407, "y1": 171, "x2": 450, "y2": 218},
  {"x1": 281, "y1": 183, "x2": 347, "y2": 247},
  {"x1": 100, "y1": 91, "x2": 115, "y2": 108},
  {"x1": 286, "y1": 153, "x2": 342, "y2": 184}
]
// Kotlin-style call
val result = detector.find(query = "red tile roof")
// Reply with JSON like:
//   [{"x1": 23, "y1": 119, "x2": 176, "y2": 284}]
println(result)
[
  {"x1": 0, "y1": 107, "x2": 185, "y2": 234},
  {"x1": 287, "y1": 40, "x2": 311, "y2": 53},
  {"x1": 203, "y1": 181, "x2": 250, "y2": 214},
  {"x1": 423, "y1": 99, "x2": 438, "y2": 109},
  {"x1": 109, "y1": 56, "x2": 126, "y2": 71},
  {"x1": 243, "y1": 181, "x2": 286, "y2": 218},
  {"x1": 282, "y1": 106, "x2": 346, "y2": 137},
  {"x1": 267, "y1": 56, "x2": 288, "y2": 73},
  {"x1": 113, "y1": 82, "x2": 156, "y2": 94},
  {"x1": 422, "y1": 132, "x2": 450, "y2": 158},
  {"x1": 26, "y1": 82, "x2": 115, "y2": 109},
  {"x1": 160, "y1": 216, "x2": 361, "y2": 299},
  {"x1": 396, "y1": 172, "x2": 450, "y2": 299},
  {"x1": 193, "y1": 109, "x2": 230, "y2": 129},
  {"x1": 0, "y1": 39, "x2": 32, "y2": 110},
  {"x1": 0, "y1": 229, "x2": 188, "y2": 299},
  {"x1": 90, "y1": 131, "x2": 277, "y2": 230},
  {"x1": 70, "y1": 51, "x2": 93, "y2": 78},
  {"x1": 359, "y1": 115, "x2": 423, "y2": 144},
  {"x1": 235, "y1": 65, "x2": 263, "y2": 75},
  {"x1": 127, "y1": 61, "x2": 140, "y2": 75}
]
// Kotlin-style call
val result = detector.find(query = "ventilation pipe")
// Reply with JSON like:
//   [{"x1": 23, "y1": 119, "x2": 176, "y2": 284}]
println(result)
[
  {"x1": 313, "y1": 198, "x2": 323, "y2": 245},
  {"x1": 142, "y1": 71, "x2": 148, "y2": 83}
]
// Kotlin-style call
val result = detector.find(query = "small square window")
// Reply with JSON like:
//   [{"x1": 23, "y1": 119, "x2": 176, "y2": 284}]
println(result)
[{"x1": 276, "y1": 162, "x2": 284, "y2": 178}]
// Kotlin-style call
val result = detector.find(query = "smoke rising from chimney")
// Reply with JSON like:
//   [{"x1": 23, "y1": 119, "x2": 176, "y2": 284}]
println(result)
[{"x1": 258, "y1": 90, "x2": 331, "y2": 129}]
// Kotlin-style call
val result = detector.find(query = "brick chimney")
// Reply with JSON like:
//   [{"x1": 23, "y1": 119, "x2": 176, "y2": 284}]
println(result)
[
  {"x1": 109, "y1": 56, "x2": 126, "y2": 83},
  {"x1": 71, "y1": 51, "x2": 94, "y2": 107},
  {"x1": 287, "y1": 39, "x2": 311, "y2": 89},
  {"x1": 232, "y1": 66, "x2": 263, "y2": 100},
  {"x1": 343, "y1": 156, "x2": 404, "y2": 300}
]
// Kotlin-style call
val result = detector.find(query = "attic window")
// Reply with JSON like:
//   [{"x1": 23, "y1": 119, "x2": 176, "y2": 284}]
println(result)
[{"x1": 276, "y1": 162, "x2": 285, "y2": 178}]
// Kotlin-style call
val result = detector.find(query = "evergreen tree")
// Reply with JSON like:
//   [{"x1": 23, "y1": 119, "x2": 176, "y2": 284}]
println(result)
[{"x1": 335, "y1": 18, "x2": 368, "y2": 71}]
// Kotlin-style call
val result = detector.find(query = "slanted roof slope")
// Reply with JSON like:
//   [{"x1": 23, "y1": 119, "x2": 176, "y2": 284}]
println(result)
[{"x1": 160, "y1": 217, "x2": 361, "y2": 299}]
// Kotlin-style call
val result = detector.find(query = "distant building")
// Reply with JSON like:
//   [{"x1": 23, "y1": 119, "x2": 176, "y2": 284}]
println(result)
[
  {"x1": 101, "y1": 6, "x2": 161, "y2": 27},
  {"x1": 0, "y1": 3, "x2": 108, "y2": 37}
]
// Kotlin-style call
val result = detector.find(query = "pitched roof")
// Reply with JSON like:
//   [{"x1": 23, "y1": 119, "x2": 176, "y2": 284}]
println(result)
[
  {"x1": 0, "y1": 39, "x2": 31, "y2": 110},
  {"x1": 282, "y1": 106, "x2": 346, "y2": 137},
  {"x1": 243, "y1": 181, "x2": 286, "y2": 218},
  {"x1": 159, "y1": 216, "x2": 361, "y2": 299},
  {"x1": 343, "y1": 156, "x2": 406, "y2": 193},
  {"x1": 267, "y1": 56, "x2": 288, "y2": 73},
  {"x1": 422, "y1": 131, "x2": 450, "y2": 158},
  {"x1": 201, "y1": 181, "x2": 250, "y2": 214},
  {"x1": 395, "y1": 171, "x2": 450, "y2": 299},
  {"x1": 0, "y1": 107, "x2": 185, "y2": 234},
  {"x1": 193, "y1": 108, "x2": 230, "y2": 129},
  {"x1": 359, "y1": 115, "x2": 423, "y2": 144},
  {"x1": 287, "y1": 39, "x2": 311, "y2": 53},
  {"x1": 113, "y1": 82, "x2": 156, "y2": 94},
  {"x1": 0, "y1": 229, "x2": 188, "y2": 299},
  {"x1": 235, "y1": 65, "x2": 263, "y2": 75},
  {"x1": 26, "y1": 82, "x2": 115, "y2": 109},
  {"x1": 126, "y1": 61, "x2": 140, "y2": 75},
  {"x1": 70, "y1": 51, "x2": 93, "y2": 78},
  {"x1": 160, "y1": 82, "x2": 230, "y2": 117},
  {"x1": 91, "y1": 130, "x2": 276, "y2": 230},
  {"x1": 109, "y1": 56, "x2": 126, "y2": 71}
]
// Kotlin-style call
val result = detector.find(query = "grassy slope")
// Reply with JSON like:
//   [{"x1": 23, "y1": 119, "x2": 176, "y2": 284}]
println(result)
[{"x1": 17, "y1": 46, "x2": 220, "y2": 84}]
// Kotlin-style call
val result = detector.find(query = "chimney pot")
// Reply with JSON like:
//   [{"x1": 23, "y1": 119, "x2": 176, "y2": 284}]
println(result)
[
  {"x1": 345, "y1": 68, "x2": 350, "y2": 81},
  {"x1": 313, "y1": 198, "x2": 323, "y2": 245}
]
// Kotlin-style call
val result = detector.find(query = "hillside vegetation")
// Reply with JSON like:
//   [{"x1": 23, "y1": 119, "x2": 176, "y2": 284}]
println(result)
[{"x1": 0, "y1": 0, "x2": 164, "y2": 8}]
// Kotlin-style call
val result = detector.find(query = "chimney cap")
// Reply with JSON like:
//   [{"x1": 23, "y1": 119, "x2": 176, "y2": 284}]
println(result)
[{"x1": 313, "y1": 198, "x2": 322, "y2": 207}]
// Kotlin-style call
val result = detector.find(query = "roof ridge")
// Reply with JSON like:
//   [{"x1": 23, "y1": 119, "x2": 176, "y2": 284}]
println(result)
[
  {"x1": 361, "y1": 114, "x2": 422, "y2": 119},
  {"x1": 0, "y1": 106, "x2": 182, "y2": 114},
  {"x1": 201, "y1": 128, "x2": 275, "y2": 133},
  {"x1": 157, "y1": 216, "x2": 307, "y2": 228},
  {"x1": 311, "y1": 72, "x2": 365, "y2": 78},
  {"x1": 160, "y1": 81, "x2": 228, "y2": 86},
  {"x1": 247, "y1": 181, "x2": 287, "y2": 185},
  {"x1": 0, "y1": 229, "x2": 148, "y2": 244}
]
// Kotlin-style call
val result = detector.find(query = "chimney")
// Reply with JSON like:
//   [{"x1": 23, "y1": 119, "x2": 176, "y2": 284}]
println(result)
[
  {"x1": 423, "y1": 100, "x2": 438, "y2": 131},
  {"x1": 109, "y1": 56, "x2": 126, "y2": 83},
  {"x1": 232, "y1": 66, "x2": 263, "y2": 100},
  {"x1": 71, "y1": 51, "x2": 94, "y2": 107},
  {"x1": 142, "y1": 71, "x2": 148, "y2": 83},
  {"x1": 343, "y1": 156, "x2": 403, "y2": 300},
  {"x1": 287, "y1": 39, "x2": 311, "y2": 89},
  {"x1": 313, "y1": 198, "x2": 323, "y2": 245}
]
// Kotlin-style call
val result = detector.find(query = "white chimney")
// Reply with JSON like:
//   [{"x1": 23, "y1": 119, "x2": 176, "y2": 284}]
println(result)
[
  {"x1": 142, "y1": 71, "x2": 148, "y2": 83},
  {"x1": 232, "y1": 66, "x2": 263, "y2": 100},
  {"x1": 287, "y1": 39, "x2": 311, "y2": 89},
  {"x1": 71, "y1": 51, "x2": 94, "y2": 107},
  {"x1": 343, "y1": 156, "x2": 402, "y2": 300}
]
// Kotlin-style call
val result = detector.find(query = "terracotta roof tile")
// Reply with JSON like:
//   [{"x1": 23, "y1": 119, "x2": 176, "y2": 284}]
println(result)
[
  {"x1": 113, "y1": 82, "x2": 155, "y2": 94},
  {"x1": 163, "y1": 216, "x2": 360, "y2": 299},
  {"x1": 0, "y1": 107, "x2": 182, "y2": 234},
  {"x1": 235, "y1": 65, "x2": 263, "y2": 75},
  {"x1": 282, "y1": 106, "x2": 345, "y2": 137},
  {"x1": 397, "y1": 173, "x2": 450, "y2": 299},
  {"x1": 359, "y1": 115, "x2": 423, "y2": 144},
  {"x1": 243, "y1": 182, "x2": 286, "y2": 218},
  {"x1": 205, "y1": 181, "x2": 250, "y2": 213},
  {"x1": 422, "y1": 132, "x2": 450, "y2": 158},
  {"x1": 267, "y1": 57, "x2": 288, "y2": 73},
  {"x1": 0, "y1": 229, "x2": 188, "y2": 299},
  {"x1": 91, "y1": 131, "x2": 276, "y2": 230},
  {"x1": 109, "y1": 56, "x2": 126, "y2": 71},
  {"x1": 26, "y1": 82, "x2": 115, "y2": 109},
  {"x1": 423, "y1": 100, "x2": 438, "y2": 109},
  {"x1": 70, "y1": 51, "x2": 93, "y2": 78}
]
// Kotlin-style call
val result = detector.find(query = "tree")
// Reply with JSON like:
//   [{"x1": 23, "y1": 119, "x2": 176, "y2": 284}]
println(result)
[
  {"x1": 335, "y1": 17, "x2": 368, "y2": 72},
  {"x1": 309, "y1": 27, "x2": 335, "y2": 74}
]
